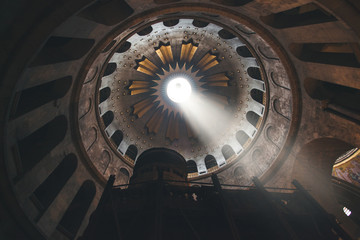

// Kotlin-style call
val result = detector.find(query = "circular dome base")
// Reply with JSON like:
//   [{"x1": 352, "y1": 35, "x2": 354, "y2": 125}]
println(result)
[{"x1": 76, "y1": 11, "x2": 296, "y2": 183}]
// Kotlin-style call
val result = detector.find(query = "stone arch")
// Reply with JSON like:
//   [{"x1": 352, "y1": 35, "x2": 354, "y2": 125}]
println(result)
[
  {"x1": 186, "y1": 160, "x2": 197, "y2": 174},
  {"x1": 221, "y1": 145, "x2": 235, "y2": 160},
  {"x1": 125, "y1": 145, "x2": 138, "y2": 161},
  {"x1": 205, "y1": 155, "x2": 217, "y2": 169}
]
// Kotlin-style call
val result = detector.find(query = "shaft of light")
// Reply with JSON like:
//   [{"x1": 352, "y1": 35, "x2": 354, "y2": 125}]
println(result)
[{"x1": 180, "y1": 93, "x2": 232, "y2": 145}]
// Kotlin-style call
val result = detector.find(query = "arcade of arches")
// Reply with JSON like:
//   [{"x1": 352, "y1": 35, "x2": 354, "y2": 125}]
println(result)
[{"x1": 1, "y1": 0, "x2": 360, "y2": 239}]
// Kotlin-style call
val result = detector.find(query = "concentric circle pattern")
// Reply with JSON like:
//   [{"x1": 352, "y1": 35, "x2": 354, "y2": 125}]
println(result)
[{"x1": 78, "y1": 15, "x2": 293, "y2": 181}]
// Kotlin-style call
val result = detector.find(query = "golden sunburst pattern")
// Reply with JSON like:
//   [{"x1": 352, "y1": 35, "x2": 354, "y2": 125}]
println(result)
[{"x1": 128, "y1": 41, "x2": 230, "y2": 141}]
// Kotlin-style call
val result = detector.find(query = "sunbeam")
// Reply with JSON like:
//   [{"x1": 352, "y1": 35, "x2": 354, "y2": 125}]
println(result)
[{"x1": 179, "y1": 93, "x2": 232, "y2": 145}]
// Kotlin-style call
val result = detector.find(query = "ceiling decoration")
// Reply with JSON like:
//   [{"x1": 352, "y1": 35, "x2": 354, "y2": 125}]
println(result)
[
  {"x1": 77, "y1": 15, "x2": 294, "y2": 181},
  {"x1": 129, "y1": 41, "x2": 230, "y2": 141}
]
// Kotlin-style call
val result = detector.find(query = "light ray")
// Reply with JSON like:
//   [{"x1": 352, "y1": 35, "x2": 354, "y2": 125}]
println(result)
[{"x1": 180, "y1": 93, "x2": 232, "y2": 145}]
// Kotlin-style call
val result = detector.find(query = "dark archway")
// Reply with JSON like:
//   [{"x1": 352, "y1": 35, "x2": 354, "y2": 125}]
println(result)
[{"x1": 57, "y1": 180, "x2": 96, "y2": 239}]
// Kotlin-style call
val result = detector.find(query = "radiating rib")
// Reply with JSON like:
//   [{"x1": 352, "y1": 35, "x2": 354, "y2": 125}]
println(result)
[
  {"x1": 204, "y1": 73, "x2": 229, "y2": 82},
  {"x1": 133, "y1": 97, "x2": 156, "y2": 118},
  {"x1": 129, "y1": 80, "x2": 153, "y2": 89},
  {"x1": 204, "y1": 81, "x2": 228, "y2": 87},
  {"x1": 136, "y1": 58, "x2": 159, "y2": 76},
  {"x1": 203, "y1": 73, "x2": 229, "y2": 87},
  {"x1": 130, "y1": 89, "x2": 152, "y2": 95},
  {"x1": 197, "y1": 53, "x2": 218, "y2": 71},
  {"x1": 146, "y1": 107, "x2": 165, "y2": 134},
  {"x1": 180, "y1": 42, "x2": 198, "y2": 63},
  {"x1": 129, "y1": 80, "x2": 154, "y2": 95},
  {"x1": 156, "y1": 45, "x2": 173, "y2": 65}
]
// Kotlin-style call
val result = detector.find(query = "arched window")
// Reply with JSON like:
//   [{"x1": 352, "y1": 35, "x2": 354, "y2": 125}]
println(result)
[
  {"x1": 236, "y1": 130, "x2": 249, "y2": 146},
  {"x1": 17, "y1": 115, "x2": 67, "y2": 176},
  {"x1": 250, "y1": 89, "x2": 264, "y2": 105},
  {"x1": 57, "y1": 180, "x2": 96, "y2": 239},
  {"x1": 31, "y1": 154, "x2": 77, "y2": 219},
  {"x1": 163, "y1": 19, "x2": 179, "y2": 27},
  {"x1": 247, "y1": 67, "x2": 262, "y2": 80},
  {"x1": 236, "y1": 46, "x2": 253, "y2": 58},
  {"x1": 222, "y1": 145, "x2": 235, "y2": 160},
  {"x1": 111, "y1": 130, "x2": 123, "y2": 147},
  {"x1": 246, "y1": 111, "x2": 260, "y2": 127},
  {"x1": 11, "y1": 76, "x2": 72, "y2": 118},
  {"x1": 192, "y1": 20, "x2": 209, "y2": 28},
  {"x1": 125, "y1": 145, "x2": 138, "y2": 161},
  {"x1": 102, "y1": 111, "x2": 114, "y2": 128},
  {"x1": 186, "y1": 160, "x2": 197, "y2": 173},
  {"x1": 99, "y1": 87, "x2": 111, "y2": 103},
  {"x1": 205, "y1": 155, "x2": 217, "y2": 169},
  {"x1": 137, "y1": 26, "x2": 153, "y2": 36},
  {"x1": 218, "y1": 29, "x2": 235, "y2": 39},
  {"x1": 116, "y1": 41, "x2": 131, "y2": 53},
  {"x1": 103, "y1": 62, "x2": 117, "y2": 76}
]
